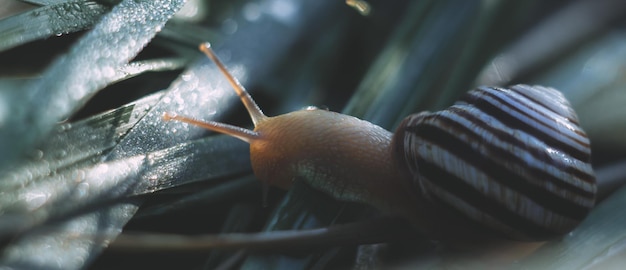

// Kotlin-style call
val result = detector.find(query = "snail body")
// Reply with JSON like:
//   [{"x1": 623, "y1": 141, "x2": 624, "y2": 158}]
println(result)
[{"x1": 164, "y1": 43, "x2": 596, "y2": 242}]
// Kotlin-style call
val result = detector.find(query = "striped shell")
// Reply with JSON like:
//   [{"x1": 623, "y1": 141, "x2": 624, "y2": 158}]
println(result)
[{"x1": 393, "y1": 85, "x2": 596, "y2": 241}]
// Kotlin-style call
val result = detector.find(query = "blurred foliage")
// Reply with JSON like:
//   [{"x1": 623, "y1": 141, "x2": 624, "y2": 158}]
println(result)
[{"x1": 0, "y1": 0, "x2": 626, "y2": 269}]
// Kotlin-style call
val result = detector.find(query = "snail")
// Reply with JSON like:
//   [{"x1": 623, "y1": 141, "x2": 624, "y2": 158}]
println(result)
[{"x1": 163, "y1": 43, "x2": 596, "y2": 243}]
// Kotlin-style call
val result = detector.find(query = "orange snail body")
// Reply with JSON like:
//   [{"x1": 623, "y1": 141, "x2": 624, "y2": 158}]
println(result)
[
  {"x1": 164, "y1": 43, "x2": 596, "y2": 242},
  {"x1": 247, "y1": 109, "x2": 434, "y2": 233},
  {"x1": 249, "y1": 109, "x2": 402, "y2": 196}
]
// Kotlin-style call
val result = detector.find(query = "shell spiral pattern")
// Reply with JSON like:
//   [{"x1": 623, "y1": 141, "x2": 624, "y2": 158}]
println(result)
[{"x1": 393, "y1": 85, "x2": 596, "y2": 241}]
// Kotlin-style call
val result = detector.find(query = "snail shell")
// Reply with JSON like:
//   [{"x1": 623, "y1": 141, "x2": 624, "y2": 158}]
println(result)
[{"x1": 393, "y1": 85, "x2": 596, "y2": 241}]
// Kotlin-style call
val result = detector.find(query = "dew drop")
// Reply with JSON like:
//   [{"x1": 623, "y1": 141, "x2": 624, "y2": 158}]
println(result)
[
  {"x1": 243, "y1": 3, "x2": 262, "y2": 21},
  {"x1": 221, "y1": 19, "x2": 238, "y2": 35}
]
